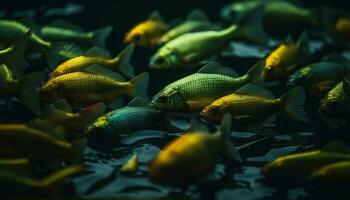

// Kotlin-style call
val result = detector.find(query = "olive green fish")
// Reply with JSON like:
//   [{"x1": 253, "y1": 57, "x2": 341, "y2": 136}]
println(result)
[
  {"x1": 42, "y1": 69, "x2": 149, "y2": 108},
  {"x1": 200, "y1": 84, "x2": 309, "y2": 127},
  {"x1": 156, "y1": 9, "x2": 221, "y2": 46},
  {"x1": 149, "y1": 6, "x2": 267, "y2": 69},
  {"x1": 40, "y1": 19, "x2": 113, "y2": 48},
  {"x1": 50, "y1": 44, "x2": 135, "y2": 79},
  {"x1": 150, "y1": 62, "x2": 261, "y2": 113}
]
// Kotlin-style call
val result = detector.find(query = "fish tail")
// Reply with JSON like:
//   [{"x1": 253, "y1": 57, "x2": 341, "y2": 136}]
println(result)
[
  {"x1": 76, "y1": 102, "x2": 106, "y2": 129},
  {"x1": 46, "y1": 42, "x2": 65, "y2": 68},
  {"x1": 297, "y1": 31, "x2": 311, "y2": 62},
  {"x1": 220, "y1": 114, "x2": 242, "y2": 163},
  {"x1": 246, "y1": 60, "x2": 264, "y2": 83},
  {"x1": 18, "y1": 71, "x2": 46, "y2": 115},
  {"x1": 279, "y1": 87, "x2": 309, "y2": 122},
  {"x1": 129, "y1": 72, "x2": 149, "y2": 100},
  {"x1": 92, "y1": 26, "x2": 113, "y2": 49},
  {"x1": 2, "y1": 31, "x2": 31, "y2": 77},
  {"x1": 233, "y1": 4, "x2": 268, "y2": 46},
  {"x1": 113, "y1": 44, "x2": 135, "y2": 78}
]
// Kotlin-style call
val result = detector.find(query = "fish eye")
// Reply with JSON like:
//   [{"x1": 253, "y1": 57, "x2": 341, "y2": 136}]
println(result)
[
  {"x1": 211, "y1": 106, "x2": 220, "y2": 113},
  {"x1": 158, "y1": 94, "x2": 167, "y2": 102},
  {"x1": 266, "y1": 66, "x2": 272, "y2": 72},
  {"x1": 156, "y1": 57, "x2": 165, "y2": 65}
]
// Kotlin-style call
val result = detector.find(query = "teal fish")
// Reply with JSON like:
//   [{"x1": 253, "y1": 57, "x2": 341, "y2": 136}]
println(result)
[
  {"x1": 86, "y1": 97, "x2": 180, "y2": 146},
  {"x1": 150, "y1": 62, "x2": 261, "y2": 113},
  {"x1": 149, "y1": 6, "x2": 267, "y2": 70}
]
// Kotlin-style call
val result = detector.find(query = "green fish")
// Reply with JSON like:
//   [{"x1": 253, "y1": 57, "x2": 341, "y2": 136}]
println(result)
[
  {"x1": 221, "y1": 0, "x2": 321, "y2": 30},
  {"x1": 156, "y1": 9, "x2": 221, "y2": 46},
  {"x1": 150, "y1": 62, "x2": 261, "y2": 113},
  {"x1": 40, "y1": 19, "x2": 113, "y2": 49},
  {"x1": 288, "y1": 61, "x2": 344, "y2": 98},
  {"x1": 0, "y1": 19, "x2": 61, "y2": 66},
  {"x1": 149, "y1": 6, "x2": 267, "y2": 70},
  {"x1": 86, "y1": 97, "x2": 180, "y2": 146}
]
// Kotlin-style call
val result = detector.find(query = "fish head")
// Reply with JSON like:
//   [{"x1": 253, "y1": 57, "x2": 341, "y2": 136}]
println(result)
[
  {"x1": 150, "y1": 88, "x2": 186, "y2": 111},
  {"x1": 124, "y1": 21, "x2": 162, "y2": 48},
  {"x1": 287, "y1": 67, "x2": 312, "y2": 87},
  {"x1": 200, "y1": 103, "x2": 225, "y2": 124},
  {"x1": 40, "y1": 82, "x2": 61, "y2": 103},
  {"x1": 319, "y1": 96, "x2": 343, "y2": 116},
  {"x1": 149, "y1": 47, "x2": 181, "y2": 69},
  {"x1": 262, "y1": 157, "x2": 290, "y2": 178}
]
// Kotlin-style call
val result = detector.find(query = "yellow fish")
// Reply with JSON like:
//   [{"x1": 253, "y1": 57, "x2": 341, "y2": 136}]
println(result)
[
  {"x1": 309, "y1": 161, "x2": 350, "y2": 186},
  {"x1": 149, "y1": 114, "x2": 241, "y2": 185},
  {"x1": 262, "y1": 150, "x2": 350, "y2": 181},
  {"x1": 335, "y1": 17, "x2": 350, "y2": 42},
  {"x1": 200, "y1": 84, "x2": 309, "y2": 127},
  {"x1": 41, "y1": 69, "x2": 149, "y2": 108},
  {"x1": 0, "y1": 124, "x2": 81, "y2": 165},
  {"x1": 50, "y1": 44, "x2": 135, "y2": 79},
  {"x1": 261, "y1": 32, "x2": 310, "y2": 81},
  {"x1": 125, "y1": 11, "x2": 168, "y2": 48}
]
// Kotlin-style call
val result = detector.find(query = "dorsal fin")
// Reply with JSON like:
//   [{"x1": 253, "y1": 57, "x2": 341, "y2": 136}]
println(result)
[
  {"x1": 189, "y1": 117, "x2": 210, "y2": 133},
  {"x1": 127, "y1": 97, "x2": 149, "y2": 107},
  {"x1": 48, "y1": 19, "x2": 83, "y2": 32},
  {"x1": 235, "y1": 83, "x2": 275, "y2": 99},
  {"x1": 198, "y1": 62, "x2": 238, "y2": 77},
  {"x1": 149, "y1": 10, "x2": 164, "y2": 22},
  {"x1": 323, "y1": 53, "x2": 343, "y2": 63},
  {"x1": 84, "y1": 65, "x2": 125, "y2": 81},
  {"x1": 187, "y1": 9, "x2": 208, "y2": 21},
  {"x1": 297, "y1": 31, "x2": 309, "y2": 46},
  {"x1": 284, "y1": 34, "x2": 294, "y2": 44},
  {"x1": 84, "y1": 47, "x2": 111, "y2": 59},
  {"x1": 53, "y1": 99, "x2": 72, "y2": 113}
]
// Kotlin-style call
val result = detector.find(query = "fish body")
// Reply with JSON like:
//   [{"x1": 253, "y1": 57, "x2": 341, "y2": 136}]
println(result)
[
  {"x1": 261, "y1": 33, "x2": 309, "y2": 81},
  {"x1": 309, "y1": 161, "x2": 350, "y2": 185},
  {"x1": 288, "y1": 62, "x2": 344, "y2": 98},
  {"x1": 50, "y1": 44, "x2": 135, "y2": 78},
  {"x1": 157, "y1": 9, "x2": 220, "y2": 45},
  {"x1": 150, "y1": 6, "x2": 267, "y2": 69},
  {"x1": 335, "y1": 17, "x2": 350, "y2": 42},
  {"x1": 42, "y1": 71, "x2": 148, "y2": 107},
  {"x1": 150, "y1": 62, "x2": 261, "y2": 113},
  {"x1": 0, "y1": 124, "x2": 76, "y2": 164},
  {"x1": 319, "y1": 82, "x2": 350, "y2": 117},
  {"x1": 201, "y1": 85, "x2": 308, "y2": 126},
  {"x1": 125, "y1": 11, "x2": 168, "y2": 48},
  {"x1": 149, "y1": 114, "x2": 241, "y2": 185},
  {"x1": 87, "y1": 98, "x2": 173, "y2": 144},
  {"x1": 263, "y1": 150, "x2": 350, "y2": 181}
]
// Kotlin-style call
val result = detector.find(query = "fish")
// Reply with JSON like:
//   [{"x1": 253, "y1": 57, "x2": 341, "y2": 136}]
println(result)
[
  {"x1": 150, "y1": 62, "x2": 261, "y2": 113},
  {"x1": 149, "y1": 6, "x2": 267, "y2": 70},
  {"x1": 86, "y1": 97, "x2": 180, "y2": 146},
  {"x1": 0, "y1": 165, "x2": 82, "y2": 198},
  {"x1": 319, "y1": 82, "x2": 349, "y2": 118},
  {"x1": 0, "y1": 19, "x2": 61, "y2": 66},
  {"x1": 149, "y1": 114, "x2": 241, "y2": 185},
  {"x1": 221, "y1": 0, "x2": 321, "y2": 30},
  {"x1": 287, "y1": 60, "x2": 344, "y2": 98},
  {"x1": 262, "y1": 150, "x2": 350, "y2": 181},
  {"x1": 156, "y1": 9, "x2": 221, "y2": 46},
  {"x1": 41, "y1": 68, "x2": 149, "y2": 108},
  {"x1": 120, "y1": 154, "x2": 138, "y2": 175},
  {"x1": 200, "y1": 84, "x2": 309, "y2": 128},
  {"x1": 50, "y1": 44, "x2": 135, "y2": 79},
  {"x1": 125, "y1": 11, "x2": 168, "y2": 48},
  {"x1": 261, "y1": 32, "x2": 310, "y2": 81},
  {"x1": 40, "y1": 19, "x2": 113, "y2": 49},
  {"x1": 0, "y1": 32, "x2": 44, "y2": 114},
  {"x1": 308, "y1": 161, "x2": 350, "y2": 186},
  {"x1": 334, "y1": 17, "x2": 350, "y2": 43},
  {"x1": 0, "y1": 124, "x2": 82, "y2": 165},
  {"x1": 28, "y1": 99, "x2": 106, "y2": 140}
]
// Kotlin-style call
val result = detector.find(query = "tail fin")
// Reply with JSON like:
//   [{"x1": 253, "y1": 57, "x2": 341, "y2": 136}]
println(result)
[
  {"x1": 0, "y1": 165, "x2": 82, "y2": 192},
  {"x1": 1, "y1": 31, "x2": 31, "y2": 77},
  {"x1": 246, "y1": 60, "x2": 264, "y2": 84},
  {"x1": 297, "y1": 31, "x2": 311, "y2": 62},
  {"x1": 129, "y1": 72, "x2": 149, "y2": 100},
  {"x1": 234, "y1": 4, "x2": 268, "y2": 46},
  {"x1": 18, "y1": 71, "x2": 45, "y2": 115},
  {"x1": 92, "y1": 26, "x2": 113, "y2": 49},
  {"x1": 76, "y1": 102, "x2": 106, "y2": 129},
  {"x1": 220, "y1": 114, "x2": 242, "y2": 163},
  {"x1": 46, "y1": 42, "x2": 65, "y2": 68},
  {"x1": 113, "y1": 44, "x2": 135, "y2": 77},
  {"x1": 279, "y1": 87, "x2": 309, "y2": 122}
]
